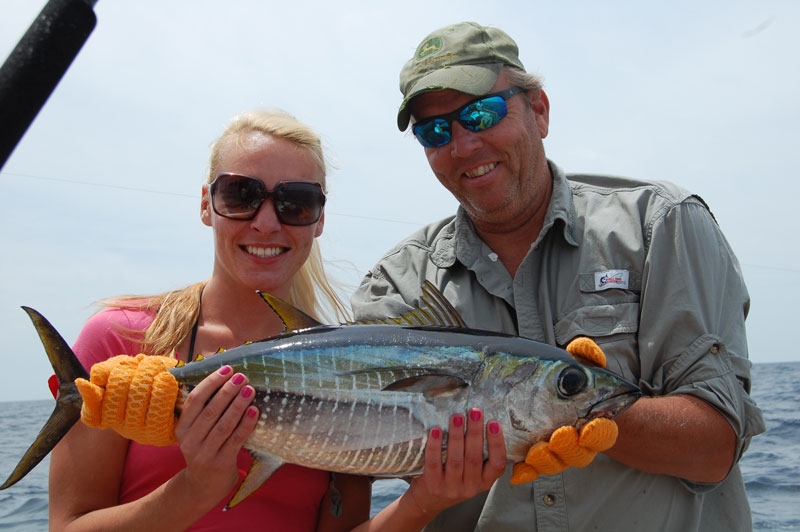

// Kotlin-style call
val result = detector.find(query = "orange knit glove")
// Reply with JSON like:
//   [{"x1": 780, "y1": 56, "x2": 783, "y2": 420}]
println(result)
[
  {"x1": 74, "y1": 354, "x2": 180, "y2": 446},
  {"x1": 509, "y1": 337, "x2": 620, "y2": 484}
]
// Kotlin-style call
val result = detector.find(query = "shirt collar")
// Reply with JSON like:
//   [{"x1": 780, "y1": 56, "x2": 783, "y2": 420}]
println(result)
[
  {"x1": 541, "y1": 159, "x2": 579, "y2": 248},
  {"x1": 430, "y1": 159, "x2": 579, "y2": 269}
]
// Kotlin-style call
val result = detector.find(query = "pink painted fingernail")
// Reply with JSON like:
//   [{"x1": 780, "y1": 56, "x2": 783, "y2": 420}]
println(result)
[
  {"x1": 489, "y1": 421, "x2": 500, "y2": 435},
  {"x1": 218, "y1": 366, "x2": 232, "y2": 376},
  {"x1": 241, "y1": 386, "x2": 253, "y2": 398},
  {"x1": 470, "y1": 408, "x2": 482, "y2": 422},
  {"x1": 232, "y1": 374, "x2": 245, "y2": 385},
  {"x1": 431, "y1": 427, "x2": 442, "y2": 440},
  {"x1": 453, "y1": 415, "x2": 464, "y2": 428},
  {"x1": 247, "y1": 406, "x2": 258, "y2": 418}
]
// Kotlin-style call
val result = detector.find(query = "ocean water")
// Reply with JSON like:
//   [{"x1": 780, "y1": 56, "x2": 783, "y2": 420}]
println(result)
[
  {"x1": 0, "y1": 401, "x2": 50, "y2": 531},
  {"x1": 1, "y1": 362, "x2": 798, "y2": 531},
  {"x1": 737, "y1": 362, "x2": 800, "y2": 531}
]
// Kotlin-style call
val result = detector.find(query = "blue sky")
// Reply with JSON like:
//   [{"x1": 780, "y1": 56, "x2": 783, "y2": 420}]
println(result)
[{"x1": 1, "y1": 0, "x2": 798, "y2": 402}]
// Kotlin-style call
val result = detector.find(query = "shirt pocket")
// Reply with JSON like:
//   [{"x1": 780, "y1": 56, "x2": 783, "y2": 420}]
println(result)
[
  {"x1": 554, "y1": 300, "x2": 639, "y2": 344},
  {"x1": 553, "y1": 294, "x2": 641, "y2": 382}
]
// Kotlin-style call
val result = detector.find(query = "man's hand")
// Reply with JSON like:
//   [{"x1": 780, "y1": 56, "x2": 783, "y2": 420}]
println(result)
[
  {"x1": 509, "y1": 337, "x2": 620, "y2": 484},
  {"x1": 74, "y1": 353, "x2": 179, "y2": 446},
  {"x1": 510, "y1": 418, "x2": 618, "y2": 483}
]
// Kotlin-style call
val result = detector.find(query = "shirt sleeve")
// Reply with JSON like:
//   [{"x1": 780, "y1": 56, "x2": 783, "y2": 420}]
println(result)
[
  {"x1": 72, "y1": 308, "x2": 151, "y2": 371},
  {"x1": 637, "y1": 196, "x2": 765, "y2": 461},
  {"x1": 351, "y1": 260, "x2": 423, "y2": 321}
]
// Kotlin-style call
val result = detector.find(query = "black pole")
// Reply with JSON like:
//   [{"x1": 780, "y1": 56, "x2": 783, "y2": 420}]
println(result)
[{"x1": 0, "y1": 0, "x2": 98, "y2": 171}]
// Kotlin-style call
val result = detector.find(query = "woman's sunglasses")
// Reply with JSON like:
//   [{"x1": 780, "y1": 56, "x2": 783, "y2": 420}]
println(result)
[
  {"x1": 209, "y1": 173, "x2": 326, "y2": 226},
  {"x1": 411, "y1": 86, "x2": 527, "y2": 148}
]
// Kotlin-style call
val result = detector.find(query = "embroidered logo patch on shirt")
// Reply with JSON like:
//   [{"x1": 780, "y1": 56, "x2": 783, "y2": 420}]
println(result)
[{"x1": 594, "y1": 270, "x2": 630, "y2": 291}]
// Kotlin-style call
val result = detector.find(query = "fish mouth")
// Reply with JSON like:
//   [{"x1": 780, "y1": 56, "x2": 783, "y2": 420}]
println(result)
[{"x1": 583, "y1": 388, "x2": 641, "y2": 424}]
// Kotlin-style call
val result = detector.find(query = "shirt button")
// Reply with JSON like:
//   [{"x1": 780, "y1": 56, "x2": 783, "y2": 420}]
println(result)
[{"x1": 543, "y1": 494, "x2": 556, "y2": 506}]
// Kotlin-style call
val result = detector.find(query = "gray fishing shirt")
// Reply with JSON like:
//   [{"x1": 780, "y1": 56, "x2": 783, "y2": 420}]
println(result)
[{"x1": 351, "y1": 160, "x2": 765, "y2": 532}]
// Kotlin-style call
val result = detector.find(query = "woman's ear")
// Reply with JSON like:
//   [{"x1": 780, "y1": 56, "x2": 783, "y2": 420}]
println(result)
[
  {"x1": 200, "y1": 184, "x2": 213, "y2": 227},
  {"x1": 314, "y1": 211, "x2": 325, "y2": 238}
]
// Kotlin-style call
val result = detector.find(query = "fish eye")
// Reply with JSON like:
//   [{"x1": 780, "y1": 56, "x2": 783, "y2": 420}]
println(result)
[{"x1": 557, "y1": 365, "x2": 588, "y2": 397}]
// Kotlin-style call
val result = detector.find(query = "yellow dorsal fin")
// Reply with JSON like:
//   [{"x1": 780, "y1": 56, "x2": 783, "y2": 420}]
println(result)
[
  {"x1": 257, "y1": 291, "x2": 324, "y2": 332},
  {"x1": 350, "y1": 280, "x2": 468, "y2": 328}
]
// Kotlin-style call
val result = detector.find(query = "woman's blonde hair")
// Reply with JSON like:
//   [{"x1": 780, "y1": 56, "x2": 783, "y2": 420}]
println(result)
[{"x1": 102, "y1": 109, "x2": 349, "y2": 357}]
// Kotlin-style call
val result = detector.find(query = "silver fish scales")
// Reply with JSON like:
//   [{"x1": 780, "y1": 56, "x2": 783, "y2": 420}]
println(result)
[{"x1": 1, "y1": 282, "x2": 641, "y2": 508}]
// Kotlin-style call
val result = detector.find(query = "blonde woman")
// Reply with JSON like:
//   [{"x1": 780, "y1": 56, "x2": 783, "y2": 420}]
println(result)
[
  {"x1": 48, "y1": 110, "x2": 374, "y2": 531},
  {"x1": 49, "y1": 109, "x2": 508, "y2": 532}
]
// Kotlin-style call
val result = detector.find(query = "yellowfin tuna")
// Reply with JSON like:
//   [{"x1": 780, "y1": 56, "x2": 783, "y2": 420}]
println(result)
[{"x1": 1, "y1": 282, "x2": 640, "y2": 507}]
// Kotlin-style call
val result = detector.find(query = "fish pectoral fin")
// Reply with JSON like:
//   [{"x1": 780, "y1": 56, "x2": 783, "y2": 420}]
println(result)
[
  {"x1": 382, "y1": 374, "x2": 468, "y2": 398},
  {"x1": 225, "y1": 452, "x2": 284, "y2": 509},
  {"x1": 257, "y1": 292, "x2": 324, "y2": 331}
]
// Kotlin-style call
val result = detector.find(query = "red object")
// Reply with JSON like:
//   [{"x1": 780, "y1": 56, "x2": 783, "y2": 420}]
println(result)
[{"x1": 48, "y1": 374, "x2": 58, "y2": 399}]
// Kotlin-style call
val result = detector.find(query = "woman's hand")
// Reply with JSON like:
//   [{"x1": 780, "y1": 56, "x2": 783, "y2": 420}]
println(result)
[
  {"x1": 173, "y1": 366, "x2": 259, "y2": 507},
  {"x1": 406, "y1": 408, "x2": 506, "y2": 517}
]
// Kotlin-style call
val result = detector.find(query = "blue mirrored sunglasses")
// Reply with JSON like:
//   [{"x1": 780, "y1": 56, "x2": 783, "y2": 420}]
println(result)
[{"x1": 411, "y1": 87, "x2": 527, "y2": 148}]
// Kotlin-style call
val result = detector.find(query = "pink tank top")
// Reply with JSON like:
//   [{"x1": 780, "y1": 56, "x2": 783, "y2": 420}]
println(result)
[{"x1": 71, "y1": 307, "x2": 330, "y2": 531}]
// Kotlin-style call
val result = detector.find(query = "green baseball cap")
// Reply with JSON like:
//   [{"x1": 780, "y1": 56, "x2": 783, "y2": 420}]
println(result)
[{"x1": 397, "y1": 22, "x2": 525, "y2": 131}]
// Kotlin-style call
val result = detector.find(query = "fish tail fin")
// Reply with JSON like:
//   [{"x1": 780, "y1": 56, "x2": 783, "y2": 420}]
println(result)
[{"x1": 0, "y1": 307, "x2": 89, "y2": 490}]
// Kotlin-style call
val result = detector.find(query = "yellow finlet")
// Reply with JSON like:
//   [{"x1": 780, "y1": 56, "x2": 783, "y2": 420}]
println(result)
[{"x1": 350, "y1": 280, "x2": 468, "y2": 328}]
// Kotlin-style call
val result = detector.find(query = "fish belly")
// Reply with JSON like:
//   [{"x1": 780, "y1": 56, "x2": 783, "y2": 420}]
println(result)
[{"x1": 244, "y1": 388, "x2": 443, "y2": 477}]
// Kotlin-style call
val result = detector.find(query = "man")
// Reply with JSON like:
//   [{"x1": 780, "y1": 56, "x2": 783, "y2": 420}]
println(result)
[{"x1": 351, "y1": 22, "x2": 765, "y2": 531}]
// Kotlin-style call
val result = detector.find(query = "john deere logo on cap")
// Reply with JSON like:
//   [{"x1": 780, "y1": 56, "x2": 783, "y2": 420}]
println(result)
[{"x1": 417, "y1": 37, "x2": 443, "y2": 60}]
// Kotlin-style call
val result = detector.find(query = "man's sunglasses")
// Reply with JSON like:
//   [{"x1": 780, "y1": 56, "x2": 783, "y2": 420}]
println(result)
[
  {"x1": 209, "y1": 173, "x2": 326, "y2": 226},
  {"x1": 411, "y1": 86, "x2": 527, "y2": 148}
]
